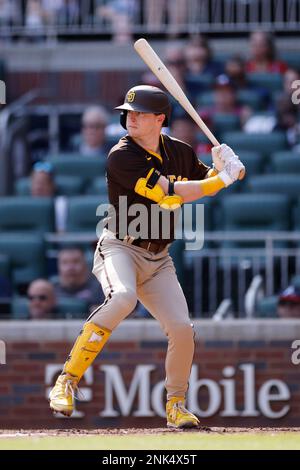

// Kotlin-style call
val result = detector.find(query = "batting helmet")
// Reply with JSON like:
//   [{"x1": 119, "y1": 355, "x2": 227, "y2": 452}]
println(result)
[{"x1": 115, "y1": 85, "x2": 171, "y2": 129}]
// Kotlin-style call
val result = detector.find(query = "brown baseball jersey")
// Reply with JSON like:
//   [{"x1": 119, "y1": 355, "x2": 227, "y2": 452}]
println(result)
[{"x1": 105, "y1": 133, "x2": 210, "y2": 243}]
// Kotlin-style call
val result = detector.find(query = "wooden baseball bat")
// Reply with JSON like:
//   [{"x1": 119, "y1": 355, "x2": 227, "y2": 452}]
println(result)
[{"x1": 134, "y1": 38, "x2": 245, "y2": 180}]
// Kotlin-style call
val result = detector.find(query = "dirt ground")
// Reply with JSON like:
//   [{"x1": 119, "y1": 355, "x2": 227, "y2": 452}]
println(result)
[{"x1": 1, "y1": 427, "x2": 300, "y2": 438}]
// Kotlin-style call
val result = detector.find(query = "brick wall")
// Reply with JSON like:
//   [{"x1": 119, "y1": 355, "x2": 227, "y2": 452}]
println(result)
[{"x1": 0, "y1": 320, "x2": 299, "y2": 429}]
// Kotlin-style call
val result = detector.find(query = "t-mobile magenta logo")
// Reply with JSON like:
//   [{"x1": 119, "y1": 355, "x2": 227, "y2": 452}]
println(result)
[
  {"x1": 0, "y1": 340, "x2": 6, "y2": 365},
  {"x1": 0, "y1": 80, "x2": 6, "y2": 104}
]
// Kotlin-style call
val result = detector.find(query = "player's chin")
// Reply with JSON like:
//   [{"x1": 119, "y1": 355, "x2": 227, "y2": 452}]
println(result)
[{"x1": 127, "y1": 126, "x2": 139, "y2": 136}]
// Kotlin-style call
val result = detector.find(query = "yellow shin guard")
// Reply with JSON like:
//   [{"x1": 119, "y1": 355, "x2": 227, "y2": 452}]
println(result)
[{"x1": 63, "y1": 322, "x2": 111, "y2": 382}]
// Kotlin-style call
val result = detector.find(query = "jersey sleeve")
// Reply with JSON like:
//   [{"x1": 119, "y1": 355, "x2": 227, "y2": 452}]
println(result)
[
  {"x1": 106, "y1": 149, "x2": 153, "y2": 190},
  {"x1": 188, "y1": 148, "x2": 211, "y2": 181}
]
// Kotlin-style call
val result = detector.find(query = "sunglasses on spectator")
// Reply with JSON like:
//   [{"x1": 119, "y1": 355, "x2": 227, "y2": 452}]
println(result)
[
  {"x1": 28, "y1": 294, "x2": 48, "y2": 301},
  {"x1": 82, "y1": 122, "x2": 106, "y2": 130},
  {"x1": 33, "y1": 161, "x2": 54, "y2": 174}
]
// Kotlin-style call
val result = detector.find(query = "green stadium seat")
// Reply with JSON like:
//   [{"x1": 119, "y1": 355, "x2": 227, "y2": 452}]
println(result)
[
  {"x1": 271, "y1": 152, "x2": 300, "y2": 174},
  {"x1": 221, "y1": 131, "x2": 287, "y2": 158},
  {"x1": 247, "y1": 73, "x2": 283, "y2": 93},
  {"x1": 0, "y1": 234, "x2": 45, "y2": 285},
  {"x1": 279, "y1": 51, "x2": 300, "y2": 70},
  {"x1": 212, "y1": 113, "x2": 241, "y2": 135},
  {"x1": 55, "y1": 175, "x2": 83, "y2": 195},
  {"x1": 236, "y1": 151, "x2": 264, "y2": 176},
  {"x1": 0, "y1": 197, "x2": 54, "y2": 233},
  {"x1": 247, "y1": 174, "x2": 300, "y2": 202},
  {"x1": 198, "y1": 150, "x2": 263, "y2": 182},
  {"x1": 85, "y1": 176, "x2": 108, "y2": 196},
  {"x1": 256, "y1": 296, "x2": 278, "y2": 318},
  {"x1": 185, "y1": 73, "x2": 214, "y2": 94},
  {"x1": 11, "y1": 296, "x2": 88, "y2": 319},
  {"x1": 197, "y1": 90, "x2": 263, "y2": 110},
  {"x1": 220, "y1": 194, "x2": 291, "y2": 247},
  {"x1": 196, "y1": 91, "x2": 214, "y2": 107},
  {"x1": 0, "y1": 254, "x2": 10, "y2": 279},
  {"x1": 291, "y1": 275, "x2": 300, "y2": 289},
  {"x1": 66, "y1": 196, "x2": 109, "y2": 233},
  {"x1": 237, "y1": 89, "x2": 263, "y2": 110},
  {"x1": 293, "y1": 199, "x2": 300, "y2": 231},
  {"x1": 48, "y1": 155, "x2": 106, "y2": 182},
  {"x1": 169, "y1": 240, "x2": 185, "y2": 287},
  {"x1": 15, "y1": 175, "x2": 83, "y2": 196}
]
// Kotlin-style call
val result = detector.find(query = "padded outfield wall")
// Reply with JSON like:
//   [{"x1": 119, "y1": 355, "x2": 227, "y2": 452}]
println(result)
[{"x1": 0, "y1": 319, "x2": 300, "y2": 428}]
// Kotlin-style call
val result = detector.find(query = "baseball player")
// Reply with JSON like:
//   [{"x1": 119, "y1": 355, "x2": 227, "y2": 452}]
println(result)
[{"x1": 49, "y1": 85, "x2": 245, "y2": 428}]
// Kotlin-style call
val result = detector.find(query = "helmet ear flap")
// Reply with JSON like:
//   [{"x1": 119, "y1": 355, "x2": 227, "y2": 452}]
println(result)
[{"x1": 120, "y1": 110, "x2": 127, "y2": 129}]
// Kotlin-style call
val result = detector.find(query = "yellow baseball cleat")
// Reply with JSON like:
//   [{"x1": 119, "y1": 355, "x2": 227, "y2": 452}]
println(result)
[
  {"x1": 49, "y1": 373, "x2": 78, "y2": 417},
  {"x1": 166, "y1": 397, "x2": 200, "y2": 429}
]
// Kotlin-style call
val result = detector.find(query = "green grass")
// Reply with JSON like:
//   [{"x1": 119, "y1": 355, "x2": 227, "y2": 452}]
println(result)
[{"x1": 1, "y1": 432, "x2": 300, "y2": 450}]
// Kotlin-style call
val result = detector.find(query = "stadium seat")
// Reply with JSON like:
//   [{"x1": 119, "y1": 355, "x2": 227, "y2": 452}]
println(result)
[
  {"x1": 197, "y1": 90, "x2": 263, "y2": 111},
  {"x1": 271, "y1": 152, "x2": 300, "y2": 174},
  {"x1": 247, "y1": 174, "x2": 300, "y2": 202},
  {"x1": 0, "y1": 254, "x2": 10, "y2": 280},
  {"x1": 256, "y1": 296, "x2": 278, "y2": 318},
  {"x1": 0, "y1": 234, "x2": 45, "y2": 285},
  {"x1": 293, "y1": 199, "x2": 300, "y2": 231},
  {"x1": 198, "y1": 150, "x2": 263, "y2": 177},
  {"x1": 220, "y1": 193, "x2": 291, "y2": 247},
  {"x1": 247, "y1": 73, "x2": 283, "y2": 93},
  {"x1": 236, "y1": 151, "x2": 264, "y2": 176},
  {"x1": 11, "y1": 296, "x2": 88, "y2": 319},
  {"x1": 48, "y1": 155, "x2": 106, "y2": 183},
  {"x1": 291, "y1": 275, "x2": 300, "y2": 289},
  {"x1": 212, "y1": 113, "x2": 241, "y2": 135},
  {"x1": 15, "y1": 175, "x2": 83, "y2": 196},
  {"x1": 237, "y1": 89, "x2": 263, "y2": 110},
  {"x1": 169, "y1": 240, "x2": 185, "y2": 287},
  {"x1": 279, "y1": 51, "x2": 300, "y2": 71},
  {"x1": 185, "y1": 73, "x2": 214, "y2": 96},
  {"x1": 85, "y1": 176, "x2": 108, "y2": 196},
  {"x1": 66, "y1": 195, "x2": 109, "y2": 233},
  {"x1": 0, "y1": 197, "x2": 55, "y2": 233},
  {"x1": 221, "y1": 131, "x2": 287, "y2": 158}
]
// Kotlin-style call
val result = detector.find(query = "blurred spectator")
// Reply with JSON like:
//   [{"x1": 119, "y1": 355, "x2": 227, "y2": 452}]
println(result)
[
  {"x1": 57, "y1": 0, "x2": 79, "y2": 26},
  {"x1": 96, "y1": 0, "x2": 137, "y2": 43},
  {"x1": 31, "y1": 161, "x2": 55, "y2": 197},
  {"x1": 30, "y1": 161, "x2": 68, "y2": 232},
  {"x1": 170, "y1": 116, "x2": 198, "y2": 148},
  {"x1": 53, "y1": 247, "x2": 104, "y2": 311},
  {"x1": 246, "y1": 31, "x2": 288, "y2": 74},
  {"x1": 184, "y1": 36, "x2": 223, "y2": 78},
  {"x1": 0, "y1": 0, "x2": 20, "y2": 27},
  {"x1": 225, "y1": 55, "x2": 249, "y2": 90},
  {"x1": 27, "y1": 279, "x2": 57, "y2": 319},
  {"x1": 277, "y1": 285, "x2": 300, "y2": 319},
  {"x1": 25, "y1": 0, "x2": 45, "y2": 29},
  {"x1": 275, "y1": 95, "x2": 300, "y2": 151},
  {"x1": 41, "y1": 0, "x2": 63, "y2": 25},
  {"x1": 283, "y1": 68, "x2": 300, "y2": 99},
  {"x1": 71, "y1": 105, "x2": 110, "y2": 157},
  {"x1": 164, "y1": 46, "x2": 187, "y2": 91},
  {"x1": 145, "y1": 0, "x2": 187, "y2": 35}
]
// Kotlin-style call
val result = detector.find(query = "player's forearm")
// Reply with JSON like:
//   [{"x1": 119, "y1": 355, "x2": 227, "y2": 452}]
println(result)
[{"x1": 158, "y1": 174, "x2": 224, "y2": 203}]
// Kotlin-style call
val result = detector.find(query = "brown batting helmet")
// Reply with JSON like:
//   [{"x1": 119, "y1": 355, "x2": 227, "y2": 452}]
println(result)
[{"x1": 115, "y1": 85, "x2": 171, "y2": 129}]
